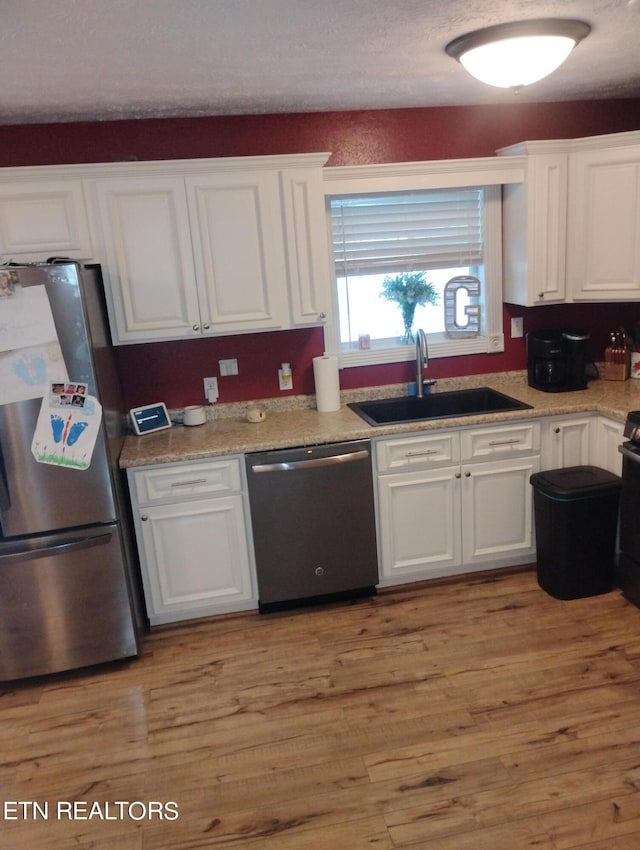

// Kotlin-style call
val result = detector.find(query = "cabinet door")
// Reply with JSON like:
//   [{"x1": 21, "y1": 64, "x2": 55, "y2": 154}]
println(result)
[
  {"x1": 136, "y1": 496, "x2": 254, "y2": 625},
  {"x1": 280, "y1": 167, "x2": 331, "y2": 325},
  {"x1": 87, "y1": 176, "x2": 200, "y2": 344},
  {"x1": 593, "y1": 416, "x2": 624, "y2": 476},
  {"x1": 568, "y1": 146, "x2": 640, "y2": 301},
  {"x1": 377, "y1": 466, "x2": 461, "y2": 583},
  {"x1": 541, "y1": 416, "x2": 592, "y2": 470},
  {"x1": 502, "y1": 154, "x2": 567, "y2": 306},
  {"x1": 462, "y1": 454, "x2": 539, "y2": 565},
  {"x1": 187, "y1": 171, "x2": 287, "y2": 334},
  {"x1": 0, "y1": 180, "x2": 93, "y2": 261}
]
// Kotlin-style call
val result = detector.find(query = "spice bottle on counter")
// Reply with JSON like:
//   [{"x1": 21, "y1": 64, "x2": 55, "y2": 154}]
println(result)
[{"x1": 604, "y1": 328, "x2": 630, "y2": 381}]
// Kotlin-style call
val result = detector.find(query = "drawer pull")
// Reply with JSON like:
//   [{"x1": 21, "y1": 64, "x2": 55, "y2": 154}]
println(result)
[
  {"x1": 170, "y1": 478, "x2": 209, "y2": 488},
  {"x1": 405, "y1": 449, "x2": 439, "y2": 458},
  {"x1": 488, "y1": 438, "x2": 522, "y2": 447}
]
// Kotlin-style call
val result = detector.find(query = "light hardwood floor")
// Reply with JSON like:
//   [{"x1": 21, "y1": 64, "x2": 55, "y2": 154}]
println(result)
[{"x1": 4, "y1": 567, "x2": 640, "y2": 849}]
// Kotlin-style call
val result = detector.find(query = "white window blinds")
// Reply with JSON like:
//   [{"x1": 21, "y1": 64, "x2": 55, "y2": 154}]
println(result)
[{"x1": 331, "y1": 188, "x2": 484, "y2": 277}]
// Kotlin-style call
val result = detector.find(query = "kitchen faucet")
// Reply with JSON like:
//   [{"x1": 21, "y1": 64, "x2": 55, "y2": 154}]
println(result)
[{"x1": 415, "y1": 328, "x2": 429, "y2": 398}]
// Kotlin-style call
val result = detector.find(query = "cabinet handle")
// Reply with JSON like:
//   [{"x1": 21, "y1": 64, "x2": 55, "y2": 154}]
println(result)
[
  {"x1": 319, "y1": 312, "x2": 326, "y2": 320},
  {"x1": 170, "y1": 478, "x2": 208, "y2": 488},
  {"x1": 464, "y1": 471, "x2": 471, "y2": 477},
  {"x1": 553, "y1": 427, "x2": 561, "y2": 434},
  {"x1": 538, "y1": 292, "x2": 545, "y2": 299},
  {"x1": 406, "y1": 449, "x2": 439, "y2": 458},
  {"x1": 455, "y1": 472, "x2": 461, "y2": 479},
  {"x1": 141, "y1": 514, "x2": 148, "y2": 522},
  {"x1": 488, "y1": 438, "x2": 522, "y2": 447},
  {"x1": 192, "y1": 323, "x2": 200, "y2": 332},
  {"x1": 202, "y1": 322, "x2": 210, "y2": 330}
]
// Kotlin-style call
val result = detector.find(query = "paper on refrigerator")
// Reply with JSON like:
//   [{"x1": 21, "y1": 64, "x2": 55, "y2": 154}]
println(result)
[
  {"x1": 31, "y1": 384, "x2": 102, "y2": 470},
  {"x1": 0, "y1": 270, "x2": 68, "y2": 403}
]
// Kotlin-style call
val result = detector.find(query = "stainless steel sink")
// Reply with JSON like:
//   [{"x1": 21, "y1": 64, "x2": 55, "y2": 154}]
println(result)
[{"x1": 348, "y1": 387, "x2": 531, "y2": 426}]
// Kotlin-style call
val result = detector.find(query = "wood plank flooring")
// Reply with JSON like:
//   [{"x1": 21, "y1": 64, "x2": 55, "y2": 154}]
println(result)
[{"x1": 4, "y1": 567, "x2": 640, "y2": 849}]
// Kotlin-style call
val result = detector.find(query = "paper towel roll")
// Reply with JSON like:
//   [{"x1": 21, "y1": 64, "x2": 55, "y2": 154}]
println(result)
[{"x1": 313, "y1": 355, "x2": 340, "y2": 412}]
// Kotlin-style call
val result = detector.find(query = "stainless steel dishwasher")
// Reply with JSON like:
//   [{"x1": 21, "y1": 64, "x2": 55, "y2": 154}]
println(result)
[{"x1": 245, "y1": 440, "x2": 378, "y2": 612}]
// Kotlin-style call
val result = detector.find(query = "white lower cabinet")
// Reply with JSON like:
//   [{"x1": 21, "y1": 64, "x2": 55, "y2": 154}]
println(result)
[
  {"x1": 376, "y1": 422, "x2": 540, "y2": 585},
  {"x1": 540, "y1": 413, "x2": 624, "y2": 476},
  {"x1": 378, "y1": 465, "x2": 462, "y2": 578},
  {"x1": 540, "y1": 414, "x2": 593, "y2": 470},
  {"x1": 461, "y1": 454, "x2": 539, "y2": 565},
  {"x1": 128, "y1": 457, "x2": 256, "y2": 625},
  {"x1": 593, "y1": 415, "x2": 625, "y2": 476}
]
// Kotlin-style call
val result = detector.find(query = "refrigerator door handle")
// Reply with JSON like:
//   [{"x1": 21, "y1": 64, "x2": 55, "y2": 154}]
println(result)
[
  {"x1": 0, "y1": 532, "x2": 112, "y2": 566},
  {"x1": 0, "y1": 442, "x2": 9, "y2": 511}
]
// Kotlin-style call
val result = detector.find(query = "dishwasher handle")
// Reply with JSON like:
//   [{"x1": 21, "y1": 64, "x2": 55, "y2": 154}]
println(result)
[{"x1": 250, "y1": 448, "x2": 370, "y2": 473}]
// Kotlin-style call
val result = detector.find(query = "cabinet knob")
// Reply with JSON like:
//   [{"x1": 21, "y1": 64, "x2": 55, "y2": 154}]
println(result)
[
  {"x1": 465, "y1": 471, "x2": 471, "y2": 477},
  {"x1": 319, "y1": 312, "x2": 326, "y2": 320},
  {"x1": 538, "y1": 292, "x2": 545, "y2": 299},
  {"x1": 192, "y1": 323, "x2": 200, "y2": 332},
  {"x1": 455, "y1": 472, "x2": 462, "y2": 479},
  {"x1": 554, "y1": 427, "x2": 561, "y2": 434},
  {"x1": 140, "y1": 514, "x2": 148, "y2": 522},
  {"x1": 202, "y1": 322, "x2": 210, "y2": 330},
  {"x1": 315, "y1": 566, "x2": 325, "y2": 576}
]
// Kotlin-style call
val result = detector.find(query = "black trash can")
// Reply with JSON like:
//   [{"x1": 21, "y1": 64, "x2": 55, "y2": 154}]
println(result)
[{"x1": 530, "y1": 466, "x2": 621, "y2": 600}]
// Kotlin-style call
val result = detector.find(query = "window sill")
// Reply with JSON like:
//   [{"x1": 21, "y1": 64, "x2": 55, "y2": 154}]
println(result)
[{"x1": 336, "y1": 333, "x2": 504, "y2": 368}]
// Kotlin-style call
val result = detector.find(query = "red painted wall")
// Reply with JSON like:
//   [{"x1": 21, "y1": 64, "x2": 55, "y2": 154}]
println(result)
[{"x1": 2, "y1": 99, "x2": 639, "y2": 407}]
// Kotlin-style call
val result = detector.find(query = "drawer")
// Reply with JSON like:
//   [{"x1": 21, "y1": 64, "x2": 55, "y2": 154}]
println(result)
[
  {"x1": 461, "y1": 422, "x2": 540, "y2": 460},
  {"x1": 376, "y1": 432, "x2": 460, "y2": 473},
  {"x1": 130, "y1": 458, "x2": 243, "y2": 505}
]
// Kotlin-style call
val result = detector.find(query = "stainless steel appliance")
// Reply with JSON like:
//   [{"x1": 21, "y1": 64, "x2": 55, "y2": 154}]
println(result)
[
  {"x1": 245, "y1": 440, "x2": 378, "y2": 612},
  {"x1": 617, "y1": 410, "x2": 640, "y2": 606},
  {"x1": 527, "y1": 329, "x2": 590, "y2": 392},
  {"x1": 0, "y1": 261, "x2": 143, "y2": 680}
]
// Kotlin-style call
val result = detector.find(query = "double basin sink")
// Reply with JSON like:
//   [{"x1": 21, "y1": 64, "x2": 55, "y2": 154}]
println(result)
[{"x1": 349, "y1": 386, "x2": 531, "y2": 426}]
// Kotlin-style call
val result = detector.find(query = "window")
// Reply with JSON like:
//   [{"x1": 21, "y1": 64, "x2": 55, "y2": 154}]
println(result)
[{"x1": 322, "y1": 159, "x2": 513, "y2": 368}]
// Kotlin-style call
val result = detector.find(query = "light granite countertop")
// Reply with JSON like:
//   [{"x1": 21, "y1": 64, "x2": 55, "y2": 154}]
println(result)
[{"x1": 119, "y1": 371, "x2": 640, "y2": 468}]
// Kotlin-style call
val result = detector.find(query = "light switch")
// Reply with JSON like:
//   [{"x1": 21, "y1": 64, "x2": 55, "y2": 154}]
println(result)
[{"x1": 219, "y1": 358, "x2": 239, "y2": 376}]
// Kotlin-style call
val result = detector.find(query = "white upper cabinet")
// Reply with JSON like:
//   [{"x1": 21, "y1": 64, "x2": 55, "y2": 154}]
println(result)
[
  {"x1": 499, "y1": 130, "x2": 640, "y2": 305},
  {"x1": 280, "y1": 166, "x2": 331, "y2": 325},
  {"x1": 84, "y1": 154, "x2": 330, "y2": 344},
  {"x1": 185, "y1": 169, "x2": 287, "y2": 334},
  {"x1": 0, "y1": 177, "x2": 93, "y2": 261},
  {"x1": 567, "y1": 140, "x2": 640, "y2": 301},
  {"x1": 500, "y1": 147, "x2": 568, "y2": 306},
  {"x1": 86, "y1": 175, "x2": 201, "y2": 342}
]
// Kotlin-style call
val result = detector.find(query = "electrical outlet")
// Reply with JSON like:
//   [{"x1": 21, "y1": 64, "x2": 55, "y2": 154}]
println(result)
[
  {"x1": 219, "y1": 358, "x2": 238, "y2": 376},
  {"x1": 511, "y1": 317, "x2": 524, "y2": 339},
  {"x1": 203, "y1": 377, "x2": 219, "y2": 403}
]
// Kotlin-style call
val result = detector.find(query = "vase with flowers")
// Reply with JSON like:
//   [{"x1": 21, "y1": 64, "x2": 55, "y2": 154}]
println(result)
[{"x1": 380, "y1": 272, "x2": 439, "y2": 344}]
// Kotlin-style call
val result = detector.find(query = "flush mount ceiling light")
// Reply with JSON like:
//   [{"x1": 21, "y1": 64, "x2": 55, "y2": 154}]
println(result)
[{"x1": 445, "y1": 18, "x2": 591, "y2": 90}]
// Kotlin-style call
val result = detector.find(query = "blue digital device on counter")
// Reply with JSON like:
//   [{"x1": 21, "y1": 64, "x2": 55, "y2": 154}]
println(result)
[{"x1": 129, "y1": 402, "x2": 172, "y2": 435}]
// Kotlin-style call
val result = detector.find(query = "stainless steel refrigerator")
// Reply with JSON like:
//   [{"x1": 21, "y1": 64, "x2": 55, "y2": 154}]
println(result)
[{"x1": 0, "y1": 261, "x2": 144, "y2": 681}]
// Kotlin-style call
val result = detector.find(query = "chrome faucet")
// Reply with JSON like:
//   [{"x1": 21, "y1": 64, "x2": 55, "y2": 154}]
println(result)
[{"x1": 415, "y1": 328, "x2": 429, "y2": 398}]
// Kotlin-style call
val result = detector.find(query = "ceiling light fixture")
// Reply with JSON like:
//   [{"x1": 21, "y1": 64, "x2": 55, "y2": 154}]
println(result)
[{"x1": 445, "y1": 18, "x2": 591, "y2": 91}]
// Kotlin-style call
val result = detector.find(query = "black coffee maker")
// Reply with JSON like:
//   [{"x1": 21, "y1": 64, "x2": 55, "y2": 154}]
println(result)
[{"x1": 527, "y1": 329, "x2": 590, "y2": 392}]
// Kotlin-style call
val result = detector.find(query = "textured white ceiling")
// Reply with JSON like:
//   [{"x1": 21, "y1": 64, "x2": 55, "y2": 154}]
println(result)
[{"x1": 0, "y1": 0, "x2": 638, "y2": 125}]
